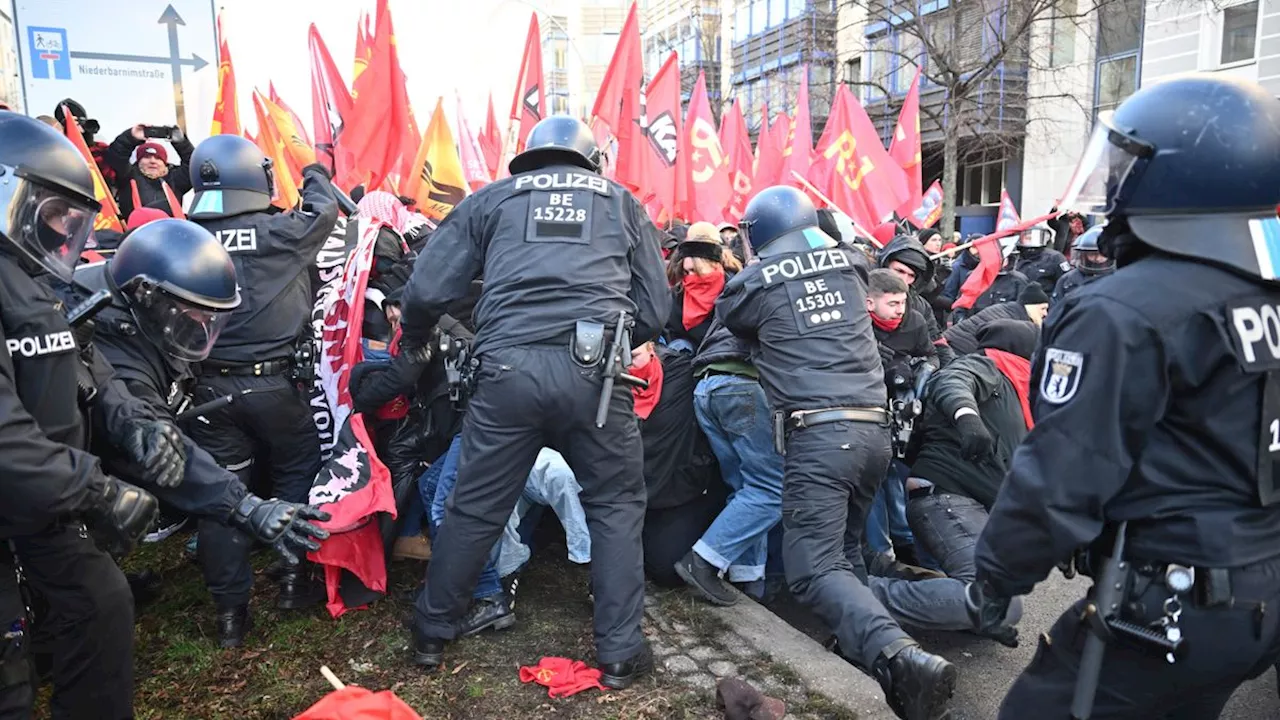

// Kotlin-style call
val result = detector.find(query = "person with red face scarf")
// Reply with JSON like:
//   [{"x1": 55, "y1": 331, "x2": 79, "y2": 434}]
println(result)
[{"x1": 664, "y1": 222, "x2": 742, "y2": 352}]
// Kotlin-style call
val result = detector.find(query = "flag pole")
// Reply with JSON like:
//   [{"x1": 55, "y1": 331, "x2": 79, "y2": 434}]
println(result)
[
  {"x1": 319, "y1": 666, "x2": 345, "y2": 691},
  {"x1": 930, "y1": 210, "x2": 1061, "y2": 261},
  {"x1": 789, "y1": 170, "x2": 884, "y2": 249}
]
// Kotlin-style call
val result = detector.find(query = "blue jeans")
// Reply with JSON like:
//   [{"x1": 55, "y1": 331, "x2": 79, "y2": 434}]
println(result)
[
  {"x1": 419, "y1": 436, "x2": 503, "y2": 599},
  {"x1": 866, "y1": 459, "x2": 913, "y2": 555},
  {"x1": 691, "y1": 374, "x2": 784, "y2": 582}
]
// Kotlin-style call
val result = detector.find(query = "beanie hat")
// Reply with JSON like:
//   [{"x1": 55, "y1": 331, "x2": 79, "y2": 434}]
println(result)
[
  {"x1": 918, "y1": 228, "x2": 941, "y2": 244},
  {"x1": 1018, "y1": 283, "x2": 1050, "y2": 306},
  {"x1": 976, "y1": 319, "x2": 1039, "y2": 360},
  {"x1": 126, "y1": 207, "x2": 169, "y2": 231},
  {"x1": 137, "y1": 142, "x2": 168, "y2": 164}
]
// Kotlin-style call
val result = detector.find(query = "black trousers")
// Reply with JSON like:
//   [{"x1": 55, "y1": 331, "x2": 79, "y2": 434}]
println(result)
[
  {"x1": 643, "y1": 490, "x2": 725, "y2": 588},
  {"x1": 782, "y1": 421, "x2": 913, "y2": 671},
  {"x1": 0, "y1": 525, "x2": 133, "y2": 720},
  {"x1": 187, "y1": 373, "x2": 322, "y2": 608},
  {"x1": 1000, "y1": 555, "x2": 1280, "y2": 719},
  {"x1": 413, "y1": 345, "x2": 648, "y2": 664}
]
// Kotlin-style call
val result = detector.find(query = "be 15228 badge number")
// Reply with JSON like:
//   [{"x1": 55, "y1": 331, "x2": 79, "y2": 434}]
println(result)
[{"x1": 1041, "y1": 347, "x2": 1084, "y2": 405}]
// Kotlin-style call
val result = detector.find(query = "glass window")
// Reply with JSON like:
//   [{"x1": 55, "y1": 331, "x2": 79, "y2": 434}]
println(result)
[
  {"x1": 810, "y1": 63, "x2": 834, "y2": 95},
  {"x1": 983, "y1": 164, "x2": 1004, "y2": 205},
  {"x1": 1050, "y1": 0, "x2": 1077, "y2": 67},
  {"x1": 965, "y1": 166, "x2": 984, "y2": 206},
  {"x1": 867, "y1": 34, "x2": 889, "y2": 102},
  {"x1": 1222, "y1": 2, "x2": 1259, "y2": 65},
  {"x1": 1094, "y1": 55, "x2": 1138, "y2": 114},
  {"x1": 1097, "y1": 0, "x2": 1142, "y2": 58},
  {"x1": 789, "y1": 0, "x2": 808, "y2": 17},
  {"x1": 752, "y1": 0, "x2": 768, "y2": 35},
  {"x1": 770, "y1": 0, "x2": 787, "y2": 27},
  {"x1": 894, "y1": 33, "x2": 921, "y2": 93},
  {"x1": 844, "y1": 57, "x2": 863, "y2": 85}
]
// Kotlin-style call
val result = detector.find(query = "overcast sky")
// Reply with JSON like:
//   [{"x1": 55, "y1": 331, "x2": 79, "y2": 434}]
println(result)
[{"x1": 220, "y1": 0, "x2": 538, "y2": 137}]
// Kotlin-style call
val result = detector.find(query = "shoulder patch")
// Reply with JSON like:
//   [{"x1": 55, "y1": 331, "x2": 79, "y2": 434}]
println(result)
[
  {"x1": 1040, "y1": 347, "x2": 1084, "y2": 405},
  {"x1": 1060, "y1": 261, "x2": 1072, "y2": 273}
]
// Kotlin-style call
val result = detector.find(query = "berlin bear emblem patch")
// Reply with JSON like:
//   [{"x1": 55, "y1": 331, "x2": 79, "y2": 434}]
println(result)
[{"x1": 1041, "y1": 348, "x2": 1084, "y2": 405}]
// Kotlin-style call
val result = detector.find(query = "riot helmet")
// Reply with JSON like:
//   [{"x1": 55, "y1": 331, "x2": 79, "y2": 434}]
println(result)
[
  {"x1": 188, "y1": 134, "x2": 275, "y2": 220},
  {"x1": 738, "y1": 186, "x2": 834, "y2": 259},
  {"x1": 1017, "y1": 222, "x2": 1054, "y2": 250},
  {"x1": 1059, "y1": 75, "x2": 1280, "y2": 280},
  {"x1": 0, "y1": 112, "x2": 100, "y2": 282},
  {"x1": 1071, "y1": 224, "x2": 1114, "y2": 275},
  {"x1": 509, "y1": 116, "x2": 601, "y2": 175},
  {"x1": 108, "y1": 218, "x2": 240, "y2": 362}
]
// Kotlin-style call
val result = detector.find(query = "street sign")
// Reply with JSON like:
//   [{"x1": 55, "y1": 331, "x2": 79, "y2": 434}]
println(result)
[{"x1": 15, "y1": 0, "x2": 216, "y2": 141}]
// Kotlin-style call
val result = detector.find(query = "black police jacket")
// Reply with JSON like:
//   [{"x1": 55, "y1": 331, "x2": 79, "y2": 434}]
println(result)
[
  {"x1": 909, "y1": 354, "x2": 1028, "y2": 509},
  {"x1": 397, "y1": 164, "x2": 671, "y2": 355},
  {"x1": 717, "y1": 244, "x2": 886, "y2": 413},
  {"x1": 1015, "y1": 248, "x2": 1069, "y2": 296},
  {"x1": 64, "y1": 265, "x2": 246, "y2": 521},
  {"x1": 1051, "y1": 267, "x2": 1110, "y2": 304},
  {"x1": 976, "y1": 252, "x2": 1280, "y2": 597},
  {"x1": 196, "y1": 167, "x2": 339, "y2": 365},
  {"x1": 692, "y1": 319, "x2": 752, "y2": 374},
  {"x1": 971, "y1": 270, "x2": 1030, "y2": 315},
  {"x1": 943, "y1": 302, "x2": 1032, "y2": 356}
]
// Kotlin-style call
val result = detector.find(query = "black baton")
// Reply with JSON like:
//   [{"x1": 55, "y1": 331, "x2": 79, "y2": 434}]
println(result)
[{"x1": 1071, "y1": 522, "x2": 1129, "y2": 720}]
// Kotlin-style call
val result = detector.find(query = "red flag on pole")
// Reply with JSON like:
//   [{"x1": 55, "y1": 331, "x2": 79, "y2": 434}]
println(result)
[
  {"x1": 341, "y1": 0, "x2": 412, "y2": 192},
  {"x1": 753, "y1": 106, "x2": 784, "y2": 191},
  {"x1": 509, "y1": 13, "x2": 546, "y2": 156},
  {"x1": 309, "y1": 24, "x2": 354, "y2": 184},
  {"x1": 643, "y1": 52, "x2": 682, "y2": 218},
  {"x1": 813, "y1": 85, "x2": 910, "y2": 229},
  {"x1": 684, "y1": 71, "x2": 732, "y2": 223},
  {"x1": 907, "y1": 179, "x2": 944, "y2": 229},
  {"x1": 269, "y1": 82, "x2": 312, "y2": 148},
  {"x1": 889, "y1": 68, "x2": 924, "y2": 218},
  {"x1": 720, "y1": 99, "x2": 755, "y2": 223},
  {"x1": 211, "y1": 10, "x2": 240, "y2": 137},
  {"x1": 781, "y1": 71, "x2": 813, "y2": 187},
  {"x1": 996, "y1": 189, "x2": 1021, "y2": 231},
  {"x1": 352, "y1": 11, "x2": 372, "y2": 85},
  {"x1": 952, "y1": 211, "x2": 1058, "y2": 310},
  {"x1": 590, "y1": 2, "x2": 645, "y2": 193},
  {"x1": 479, "y1": 93, "x2": 504, "y2": 180},
  {"x1": 456, "y1": 94, "x2": 492, "y2": 192}
]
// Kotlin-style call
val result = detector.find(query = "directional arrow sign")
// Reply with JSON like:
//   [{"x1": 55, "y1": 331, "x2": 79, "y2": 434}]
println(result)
[
  {"x1": 159, "y1": 4, "x2": 190, "y2": 133},
  {"x1": 68, "y1": 51, "x2": 208, "y2": 72}
]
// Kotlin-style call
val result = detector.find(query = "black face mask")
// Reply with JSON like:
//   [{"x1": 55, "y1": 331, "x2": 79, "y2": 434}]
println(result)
[{"x1": 1019, "y1": 246, "x2": 1044, "y2": 257}]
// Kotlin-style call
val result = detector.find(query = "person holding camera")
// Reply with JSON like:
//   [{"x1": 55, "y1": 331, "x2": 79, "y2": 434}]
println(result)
[{"x1": 107, "y1": 122, "x2": 194, "y2": 220}]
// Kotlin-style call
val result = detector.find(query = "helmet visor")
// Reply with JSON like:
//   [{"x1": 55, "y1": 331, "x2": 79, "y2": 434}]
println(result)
[
  {"x1": 0, "y1": 172, "x2": 98, "y2": 282},
  {"x1": 130, "y1": 287, "x2": 230, "y2": 362},
  {"x1": 1058, "y1": 113, "x2": 1149, "y2": 217}
]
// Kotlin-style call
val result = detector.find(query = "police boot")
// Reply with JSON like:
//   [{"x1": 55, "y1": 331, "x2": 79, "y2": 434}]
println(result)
[
  {"x1": 872, "y1": 643, "x2": 956, "y2": 720},
  {"x1": 674, "y1": 551, "x2": 739, "y2": 606},
  {"x1": 600, "y1": 641, "x2": 654, "y2": 691},
  {"x1": 277, "y1": 566, "x2": 325, "y2": 610},
  {"x1": 458, "y1": 593, "x2": 516, "y2": 637},
  {"x1": 216, "y1": 605, "x2": 252, "y2": 648},
  {"x1": 411, "y1": 626, "x2": 445, "y2": 671}
]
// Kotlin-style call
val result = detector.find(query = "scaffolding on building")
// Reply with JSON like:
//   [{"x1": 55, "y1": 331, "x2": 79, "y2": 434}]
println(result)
[{"x1": 729, "y1": 1, "x2": 839, "y2": 138}]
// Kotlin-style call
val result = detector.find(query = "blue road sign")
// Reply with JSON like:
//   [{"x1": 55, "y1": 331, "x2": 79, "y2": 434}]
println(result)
[{"x1": 28, "y1": 26, "x2": 70, "y2": 80}]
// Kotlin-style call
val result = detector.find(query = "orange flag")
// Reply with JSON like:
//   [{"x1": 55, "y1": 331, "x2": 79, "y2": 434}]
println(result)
[
  {"x1": 343, "y1": 0, "x2": 413, "y2": 191},
  {"x1": 210, "y1": 10, "x2": 240, "y2": 136},
  {"x1": 590, "y1": 2, "x2": 645, "y2": 194},
  {"x1": 720, "y1": 99, "x2": 754, "y2": 223},
  {"x1": 256, "y1": 90, "x2": 316, "y2": 176},
  {"x1": 401, "y1": 98, "x2": 469, "y2": 221},
  {"x1": 684, "y1": 71, "x2": 731, "y2": 223},
  {"x1": 889, "y1": 68, "x2": 924, "y2": 219},
  {"x1": 252, "y1": 93, "x2": 302, "y2": 210},
  {"x1": 508, "y1": 13, "x2": 546, "y2": 156},
  {"x1": 62, "y1": 104, "x2": 122, "y2": 232},
  {"x1": 782, "y1": 70, "x2": 813, "y2": 187},
  {"x1": 269, "y1": 82, "x2": 312, "y2": 148}
]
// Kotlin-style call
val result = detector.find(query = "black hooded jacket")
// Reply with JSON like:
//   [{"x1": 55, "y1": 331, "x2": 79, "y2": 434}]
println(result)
[{"x1": 879, "y1": 236, "x2": 955, "y2": 365}]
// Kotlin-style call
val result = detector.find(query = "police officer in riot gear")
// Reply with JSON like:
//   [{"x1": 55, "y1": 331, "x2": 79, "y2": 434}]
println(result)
[
  {"x1": 1013, "y1": 222, "x2": 1070, "y2": 297},
  {"x1": 1051, "y1": 224, "x2": 1113, "y2": 303},
  {"x1": 69, "y1": 219, "x2": 333, "y2": 647},
  {"x1": 970, "y1": 75, "x2": 1280, "y2": 718},
  {"x1": 717, "y1": 186, "x2": 956, "y2": 720},
  {"x1": 399, "y1": 116, "x2": 670, "y2": 687},
  {"x1": 186, "y1": 134, "x2": 339, "y2": 642},
  {"x1": 0, "y1": 112, "x2": 173, "y2": 719}
]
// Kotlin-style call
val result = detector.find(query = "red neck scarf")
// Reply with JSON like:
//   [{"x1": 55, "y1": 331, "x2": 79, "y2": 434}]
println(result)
[
  {"x1": 869, "y1": 310, "x2": 903, "y2": 332},
  {"x1": 681, "y1": 268, "x2": 725, "y2": 330},
  {"x1": 983, "y1": 348, "x2": 1033, "y2": 429},
  {"x1": 630, "y1": 351, "x2": 664, "y2": 420},
  {"x1": 376, "y1": 327, "x2": 410, "y2": 421}
]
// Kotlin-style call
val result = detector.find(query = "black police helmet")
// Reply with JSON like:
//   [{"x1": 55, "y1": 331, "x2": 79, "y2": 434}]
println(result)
[
  {"x1": 1071, "y1": 224, "x2": 1114, "y2": 275},
  {"x1": 109, "y1": 219, "x2": 240, "y2": 362},
  {"x1": 1062, "y1": 75, "x2": 1280, "y2": 281},
  {"x1": 739, "y1": 186, "x2": 835, "y2": 258},
  {"x1": 0, "y1": 112, "x2": 101, "y2": 281},
  {"x1": 188, "y1": 134, "x2": 274, "y2": 220},
  {"x1": 509, "y1": 116, "x2": 601, "y2": 175}
]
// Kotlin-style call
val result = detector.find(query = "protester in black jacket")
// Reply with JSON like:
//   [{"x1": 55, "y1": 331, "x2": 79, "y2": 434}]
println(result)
[
  {"x1": 879, "y1": 234, "x2": 955, "y2": 365},
  {"x1": 867, "y1": 269, "x2": 938, "y2": 385},
  {"x1": 664, "y1": 221, "x2": 740, "y2": 352},
  {"x1": 943, "y1": 284, "x2": 1050, "y2": 356},
  {"x1": 107, "y1": 124, "x2": 194, "y2": 219}
]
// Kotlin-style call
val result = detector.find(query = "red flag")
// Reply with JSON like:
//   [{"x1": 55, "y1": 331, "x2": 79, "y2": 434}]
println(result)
[
  {"x1": 782, "y1": 71, "x2": 813, "y2": 187},
  {"x1": 269, "y1": 82, "x2": 312, "y2": 148},
  {"x1": 479, "y1": 93, "x2": 504, "y2": 179},
  {"x1": 509, "y1": 13, "x2": 546, "y2": 155},
  {"x1": 720, "y1": 99, "x2": 754, "y2": 223},
  {"x1": 590, "y1": 2, "x2": 645, "y2": 193},
  {"x1": 456, "y1": 95, "x2": 492, "y2": 192},
  {"x1": 814, "y1": 85, "x2": 910, "y2": 229},
  {"x1": 907, "y1": 180, "x2": 944, "y2": 229},
  {"x1": 309, "y1": 24, "x2": 354, "y2": 183},
  {"x1": 352, "y1": 11, "x2": 372, "y2": 84},
  {"x1": 889, "y1": 68, "x2": 923, "y2": 217},
  {"x1": 952, "y1": 210, "x2": 1059, "y2": 310},
  {"x1": 684, "y1": 71, "x2": 732, "y2": 223},
  {"x1": 341, "y1": 0, "x2": 412, "y2": 191},
  {"x1": 996, "y1": 189, "x2": 1021, "y2": 231},
  {"x1": 293, "y1": 686, "x2": 423, "y2": 720},
  {"x1": 753, "y1": 106, "x2": 784, "y2": 191},
  {"x1": 210, "y1": 10, "x2": 240, "y2": 136},
  {"x1": 643, "y1": 52, "x2": 682, "y2": 217}
]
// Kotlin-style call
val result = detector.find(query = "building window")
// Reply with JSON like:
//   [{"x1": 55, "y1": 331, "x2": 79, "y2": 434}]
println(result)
[
  {"x1": 1095, "y1": 55, "x2": 1138, "y2": 114},
  {"x1": 1221, "y1": 1, "x2": 1259, "y2": 65},
  {"x1": 769, "y1": 0, "x2": 787, "y2": 28},
  {"x1": 866, "y1": 33, "x2": 889, "y2": 103},
  {"x1": 1049, "y1": 0, "x2": 1077, "y2": 67},
  {"x1": 1093, "y1": 0, "x2": 1142, "y2": 118},
  {"x1": 735, "y1": 6, "x2": 749, "y2": 42},
  {"x1": 957, "y1": 160, "x2": 1006, "y2": 206},
  {"x1": 751, "y1": 0, "x2": 767, "y2": 36},
  {"x1": 844, "y1": 57, "x2": 863, "y2": 85}
]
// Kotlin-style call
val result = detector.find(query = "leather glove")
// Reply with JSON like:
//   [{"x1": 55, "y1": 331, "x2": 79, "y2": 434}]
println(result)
[
  {"x1": 877, "y1": 343, "x2": 896, "y2": 366},
  {"x1": 965, "y1": 580, "x2": 1014, "y2": 638},
  {"x1": 124, "y1": 420, "x2": 186, "y2": 488},
  {"x1": 229, "y1": 494, "x2": 331, "y2": 566},
  {"x1": 301, "y1": 162, "x2": 333, "y2": 180},
  {"x1": 398, "y1": 329, "x2": 437, "y2": 365},
  {"x1": 83, "y1": 476, "x2": 159, "y2": 556},
  {"x1": 955, "y1": 413, "x2": 994, "y2": 460}
]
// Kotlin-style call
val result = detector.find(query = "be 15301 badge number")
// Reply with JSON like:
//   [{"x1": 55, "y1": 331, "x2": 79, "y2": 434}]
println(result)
[{"x1": 784, "y1": 276, "x2": 853, "y2": 333}]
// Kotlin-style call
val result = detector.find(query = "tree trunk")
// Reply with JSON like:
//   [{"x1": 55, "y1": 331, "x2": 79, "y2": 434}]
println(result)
[{"x1": 940, "y1": 94, "x2": 960, "y2": 240}]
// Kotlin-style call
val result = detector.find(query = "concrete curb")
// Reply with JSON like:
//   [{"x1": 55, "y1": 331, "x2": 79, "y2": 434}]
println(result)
[{"x1": 706, "y1": 590, "x2": 900, "y2": 719}]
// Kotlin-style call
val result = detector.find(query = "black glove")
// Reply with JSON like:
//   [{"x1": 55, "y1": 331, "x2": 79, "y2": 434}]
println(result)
[
  {"x1": 965, "y1": 580, "x2": 1015, "y2": 638},
  {"x1": 398, "y1": 330, "x2": 437, "y2": 365},
  {"x1": 301, "y1": 162, "x2": 332, "y2": 180},
  {"x1": 955, "y1": 413, "x2": 994, "y2": 460},
  {"x1": 229, "y1": 494, "x2": 331, "y2": 566},
  {"x1": 877, "y1": 344, "x2": 896, "y2": 366},
  {"x1": 124, "y1": 420, "x2": 186, "y2": 488},
  {"x1": 83, "y1": 476, "x2": 159, "y2": 555}
]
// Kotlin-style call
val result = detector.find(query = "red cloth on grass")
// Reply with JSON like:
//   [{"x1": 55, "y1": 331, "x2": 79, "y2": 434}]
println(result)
[
  {"x1": 518, "y1": 657, "x2": 605, "y2": 698},
  {"x1": 291, "y1": 686, "x2": 423, "y2": 720}
]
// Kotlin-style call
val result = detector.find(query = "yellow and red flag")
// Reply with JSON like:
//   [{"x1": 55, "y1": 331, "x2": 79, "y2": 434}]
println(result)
[
  {"x1": 269, "y1": 82, "x2": 312, "y2": 148},
  {"x1": 253, "y1": 92, "x2": 302, "y2": 210},
  {"x1": 401, "y1": 98, "x2": 469, "y2": 221},
  {"x1": 211, "y1": 10, "x2": 240, "y2": 137},
  {"x1": 683, "y1": 71, "x2": 732, "y2": 223},
  {"x1": 813, "y1": 84, "x2": 909, "y2": 231},
  {"x1": 352, "y1": 11, "x2": 372, "y2": 88},
  {"x1": 889, "y1": 68, "x2": 924, "y2": 219},
  {"x1": 719, "y1": 99, "x2": 754, "y2": 223},
  {"x1": 62, "y1": 104, "x2": 123, "y2": 232},
  {"x1": 343, "y1": 0, "x2": 413, "y2": 192}
]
